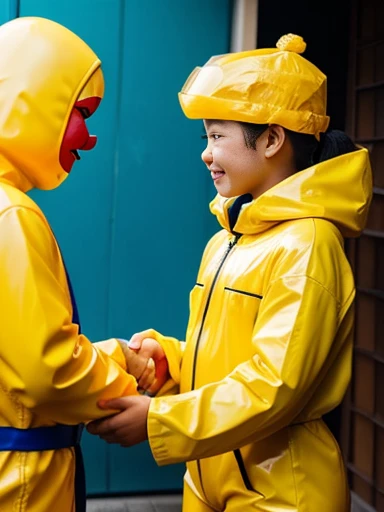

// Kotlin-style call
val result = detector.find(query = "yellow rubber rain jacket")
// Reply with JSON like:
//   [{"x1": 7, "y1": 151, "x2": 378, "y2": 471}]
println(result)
[
  {"x1": 0, "y1": 17, "x2": 137, "y2": 512},
  {"x1": 147, "y1": 149, "x2": 372, "y2": 511}
]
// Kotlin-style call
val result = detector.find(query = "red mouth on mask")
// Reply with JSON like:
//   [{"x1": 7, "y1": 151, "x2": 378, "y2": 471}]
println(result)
[{"x1": 59, "y1": 96, "x2": 101, "y2": 173}]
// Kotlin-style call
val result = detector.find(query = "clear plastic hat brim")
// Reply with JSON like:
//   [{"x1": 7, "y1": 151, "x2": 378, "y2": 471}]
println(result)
[
  {"x1": 181, "y1": 66, "x2": 224, "y2": 97},
  {"x1": 179, "y1": 91, "x2": 329, "y2": 141}
]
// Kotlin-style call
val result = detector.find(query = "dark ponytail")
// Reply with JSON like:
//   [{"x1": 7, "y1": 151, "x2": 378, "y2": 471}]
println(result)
[
  {"x1": 286, "y1": 128, "x2": 358, "y2": 171},
  {"x1": 313, "y1": 129, "x2": 358, "y2": 164}
]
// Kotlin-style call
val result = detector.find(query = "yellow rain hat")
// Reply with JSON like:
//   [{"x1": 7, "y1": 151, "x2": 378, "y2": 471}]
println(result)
[{"x1": 179, "y1": 34, "x2": 329, "y2": 140}]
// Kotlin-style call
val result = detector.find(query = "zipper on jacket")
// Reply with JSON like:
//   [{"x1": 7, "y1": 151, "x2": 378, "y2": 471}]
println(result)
[
  {"x1": 233, "y1": 448, "x2": 264, "y2": 495},
  {"x1": 190, "y1": 234, "x2": 240, "y2": 502},
  {"x1": 190, "y1": 234, "x2": 240, "y2": 390}
]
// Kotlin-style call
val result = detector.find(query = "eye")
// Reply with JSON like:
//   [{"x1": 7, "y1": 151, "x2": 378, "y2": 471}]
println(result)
[
  {"x1": 77, "y1": 107, "x2": 91, "y2": 119},
  {"x1": 201, "y1": 133, "x2": 222, "y2": 141}
]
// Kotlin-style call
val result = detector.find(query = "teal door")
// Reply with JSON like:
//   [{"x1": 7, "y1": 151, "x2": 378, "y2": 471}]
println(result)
[{"x1": 3, "y1": 0, "x2": 231, "y2": 494}]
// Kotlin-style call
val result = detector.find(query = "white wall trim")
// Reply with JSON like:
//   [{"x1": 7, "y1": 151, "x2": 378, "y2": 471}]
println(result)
[{"x1": 230, "y1": 0, "x2": 258, "y2": 52}]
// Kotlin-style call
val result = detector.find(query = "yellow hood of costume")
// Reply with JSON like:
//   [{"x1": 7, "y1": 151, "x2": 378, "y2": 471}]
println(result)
[
  {"x1": 211, "y1": 148, "x2": 372, "y2": 238},
  {"x1": 0, "y1": 16, "x2": 103, "y2": 191}
]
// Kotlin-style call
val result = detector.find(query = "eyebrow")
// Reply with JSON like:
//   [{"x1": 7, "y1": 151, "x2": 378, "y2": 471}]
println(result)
[
  {"x1": 204, "y1": 120, "x2": 233, "y2": 134},
  {"x1": 204, "y1": 119, "x2": 226, "y2": 128}
]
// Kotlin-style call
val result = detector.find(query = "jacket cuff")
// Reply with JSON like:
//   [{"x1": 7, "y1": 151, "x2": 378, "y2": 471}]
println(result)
[{"x1": 147, "y1": 396, "x2": 173, "y2": 466}]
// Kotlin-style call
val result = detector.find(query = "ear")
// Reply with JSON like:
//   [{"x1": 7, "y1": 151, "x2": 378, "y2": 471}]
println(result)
[{"x1": 265, "y1": 125, "x2": 286, "y2": 158}]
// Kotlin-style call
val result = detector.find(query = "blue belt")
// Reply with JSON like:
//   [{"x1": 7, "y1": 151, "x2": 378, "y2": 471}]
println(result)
[
  {"x1": 0, "y1": 424, "x2": 83, "y2": 451},
  {"x1": 0, "y1": 424, "x2": 86, "y2": 511}
]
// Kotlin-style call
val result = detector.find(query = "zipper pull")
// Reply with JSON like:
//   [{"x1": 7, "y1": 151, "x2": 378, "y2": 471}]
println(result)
[{"x1": 228, "y1": 234, "x2": 241, "y2": 249}]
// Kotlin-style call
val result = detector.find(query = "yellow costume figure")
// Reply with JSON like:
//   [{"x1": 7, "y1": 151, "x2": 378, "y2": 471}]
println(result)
[
  {"x1": 142, "y1": 36, "x2": 372, "y2": 510},
  {"x1": 0, "y1": 17, "x2": 138, "y2": 512}
]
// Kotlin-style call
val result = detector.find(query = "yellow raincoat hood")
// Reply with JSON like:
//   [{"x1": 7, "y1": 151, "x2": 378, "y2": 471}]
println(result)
[
  {"x1": 0, "y1": 16, "x2": 103, "y2": 191},
  {"x1": 211, "y1": 148, "x2": 372, "y2": 238}
]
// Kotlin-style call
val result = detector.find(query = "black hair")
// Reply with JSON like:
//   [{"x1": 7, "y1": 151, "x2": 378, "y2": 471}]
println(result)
[
  {"x1": 240, "y1": 122, "x2": 269, "y2": 150},
  {"x1": 239, "y1": 122, "x2": 358, "y2": 172}
]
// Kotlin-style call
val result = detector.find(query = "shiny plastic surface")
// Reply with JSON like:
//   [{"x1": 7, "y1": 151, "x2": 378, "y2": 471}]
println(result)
[
  {"x1": 179, "y1": 34, "x2": 329, "y2": 139},
  {"x1": 0, "y1": 16, "x2": 103, "y2": 190}
]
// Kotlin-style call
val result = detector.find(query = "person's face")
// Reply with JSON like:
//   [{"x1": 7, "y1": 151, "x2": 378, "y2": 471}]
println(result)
[
  {"x1": 202, "y1": 120, "x2": 270, "y2": 198},
  {"x1": 59, "y1": 96, "x2": 101, "y2": 173}
]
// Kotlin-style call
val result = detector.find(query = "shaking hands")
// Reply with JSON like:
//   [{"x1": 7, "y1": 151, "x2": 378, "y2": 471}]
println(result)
[
  {"x1": 118, "y1": 331, "x2": 170, "y2": 396},
  {"x1": 87, "y1": 332, "x2": 170, "y2": 447}
]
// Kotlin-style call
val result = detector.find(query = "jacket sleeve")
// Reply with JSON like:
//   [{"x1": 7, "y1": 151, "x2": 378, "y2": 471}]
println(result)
[
  {"x1": 148, "y1": 271, "x2": 352, "y2": 465},
  {"x1": 0, "y1": 206, "x2": 138, "y2": 424},
  {"x1": 93, "y1": 339, "x2": 128, "y2": 369}
]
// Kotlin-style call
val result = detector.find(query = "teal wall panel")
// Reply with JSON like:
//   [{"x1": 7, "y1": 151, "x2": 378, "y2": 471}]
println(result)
[
  {"x1": 107, "y1": 0, "x2": 231, "y2": 493},
  {"x1": 108, "y1": 0, "x2": 230, "y2": 338},
  {"x1": 6, "y1": 0, "x2": 231, "y2": 496},
  {"x1": 0, "y1": 0, "x2": 18, "y2": 24}
]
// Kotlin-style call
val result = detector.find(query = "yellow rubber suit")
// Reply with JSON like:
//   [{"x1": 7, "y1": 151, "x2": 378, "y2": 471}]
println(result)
[
  {"x1": 147, "y1": 149, "x2": 372, "y2": 511},
  {"x1": 145, "y1": 36, "x2": 373, "y2": 512},
  {"x1": 0, "y1": 17, "x2": 137, "y2": 512}
]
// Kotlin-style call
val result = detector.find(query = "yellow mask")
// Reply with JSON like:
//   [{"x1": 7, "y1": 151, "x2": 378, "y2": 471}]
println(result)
[
  {"x1": 179, "y1": 34, "x2": 329, "y2": 140},
  {"x1": 0, "y1": 17, "x2": 104, "y2": 190}
]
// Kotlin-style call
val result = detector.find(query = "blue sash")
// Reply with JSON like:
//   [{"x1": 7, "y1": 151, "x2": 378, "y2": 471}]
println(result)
[
  {"x1": 0, "y1": 262, "x2": 86, "y2": 512},
  {"x1": 0, "y1": 424, "x2": 83, "y2": 451}
]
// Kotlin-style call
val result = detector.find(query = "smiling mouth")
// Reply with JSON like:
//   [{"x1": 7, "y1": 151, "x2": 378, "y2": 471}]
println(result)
[
  {"x1": 71, "y1": 150, "x2": 81, "y2": 161},
  {"x1": 211, "y1": 170, "x2": 225, "y2": 181}
]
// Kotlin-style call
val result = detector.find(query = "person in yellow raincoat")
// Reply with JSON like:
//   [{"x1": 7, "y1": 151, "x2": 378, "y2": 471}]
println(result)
[
  {"x1": 88, "y1": 35, "x2": 373, "y2": 511},
  {"x1": 0, "y1": 16, "x2": 150, "y2": 512}
]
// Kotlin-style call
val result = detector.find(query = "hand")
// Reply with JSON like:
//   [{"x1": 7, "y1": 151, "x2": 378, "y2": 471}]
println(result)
[
  {"x1": 129, "y1": 330, "x2": 169, "y2": 395},
  {"x1": 86, "y1": 396, "x2": 151, "y2": 447},
  {"x1": 118, "y1": 339, "x2": 156, "y2": 388}
]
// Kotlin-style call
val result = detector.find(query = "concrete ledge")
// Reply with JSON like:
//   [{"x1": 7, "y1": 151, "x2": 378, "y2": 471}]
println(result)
[
  {"x1": 87, "y1": 494, "x2": 182, "y2": 512},
  {"x1": 88, "y1": 491, "x2": 376, "y2": 511}
]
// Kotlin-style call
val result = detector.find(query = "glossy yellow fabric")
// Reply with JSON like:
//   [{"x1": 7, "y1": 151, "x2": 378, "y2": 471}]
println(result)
[
  {"x1": 0, "y1": 16, "x2": 103, "y2": 191},
  {"x1": 179, "y1": 34, "x2": 329, "y2": 139},
  {"x1": 148, "y1": 149, "x2": 372, "y2": 511},
  {"x1": 0, "y1": 17, "x2": 137, "y2": 512}
]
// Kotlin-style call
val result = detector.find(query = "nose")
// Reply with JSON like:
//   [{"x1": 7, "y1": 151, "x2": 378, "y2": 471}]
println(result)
[{"x1": 201, "y1": 144, "x2": 213, "y2": 167}]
